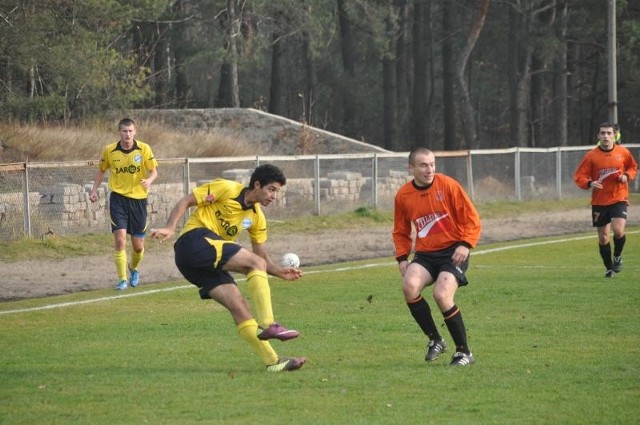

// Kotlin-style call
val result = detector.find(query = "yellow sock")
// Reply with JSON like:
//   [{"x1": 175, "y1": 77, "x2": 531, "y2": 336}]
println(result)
[
  {"x1": 237, "y1": 319, "x2": 278, "y2": 365},
  {"x1": 114, "y1": 250, "x2": 127, "y2": 281},
  {"x1": 246, "y1": 270, "x2": 274, "y2": 328},
  {"x1": 130, "y1": 249, "x2": 144, "y2": 270}
]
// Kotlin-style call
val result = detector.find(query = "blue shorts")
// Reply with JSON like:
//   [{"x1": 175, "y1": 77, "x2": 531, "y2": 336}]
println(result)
[
  {"x1": 592, "y1": 202, "x2": 627, "y2": 227},
  {"x1": 109, "y1": 192, "x2": 148, "y2": 237},
  {"x1": 174, "y1": 228, "x2": 242, "y2": 299},
  {"x1": 412, "y1": 244, "x2": 470, "y2": 286}
]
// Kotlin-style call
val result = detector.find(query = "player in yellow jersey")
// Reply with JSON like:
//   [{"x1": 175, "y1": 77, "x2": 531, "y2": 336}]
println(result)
[
  {"x1": 89, "y1": 118, "x2": 158, "y2": 290},
  {"x1": 150, "y1": 164, "x2": 305, "y2": 372}
]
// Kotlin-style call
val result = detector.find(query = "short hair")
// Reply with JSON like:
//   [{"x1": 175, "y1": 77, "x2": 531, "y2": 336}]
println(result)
[
  {"x1": 598, "y1": 122, "x2": 615, "y2": 132},
  {"x1": 408, "y1": 146, "x2": 433, "y2": 164},
  {"x1": 118, "y1": 118, "x2": 136, "y2": 129},
  {"x1": 250, "y1": 164, "x2": 286, "y2": 188}
]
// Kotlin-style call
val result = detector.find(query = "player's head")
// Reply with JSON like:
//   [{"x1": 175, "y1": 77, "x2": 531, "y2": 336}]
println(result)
[
  {"x1": 408, "y1": 147, "x2": 436, "y2": 186},
  {"x1": 250, "y1": 164, "x2": 286, "y2": 188},
  {"x1": 597, "y1": 122, "x2": 615, "y2": 149},
  {"x1": 117, "y1": 118, "x2": 137, "y2": 143},
  {"x1": 118, "y1": 118, "x2": 136, "y2": 130},
  {"x1": 408, "y1": 146, "x2": 434, "y2": 166},
  {"x1": 249, "y1": 164, "x2": 286, "y2": 207}
]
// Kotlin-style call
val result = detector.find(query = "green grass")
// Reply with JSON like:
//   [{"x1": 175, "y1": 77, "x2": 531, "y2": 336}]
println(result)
[{"x1": 1, "y1": 229, "x2": 639, "y2": 424}]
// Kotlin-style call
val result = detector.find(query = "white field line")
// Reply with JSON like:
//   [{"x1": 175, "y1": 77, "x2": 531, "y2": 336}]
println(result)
[{"x1": 2, "y1": 230, "x2": 637, "y2": 316}]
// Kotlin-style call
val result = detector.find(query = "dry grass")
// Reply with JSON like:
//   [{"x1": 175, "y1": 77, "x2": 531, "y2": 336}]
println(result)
[{"x1": 0, "y1": 119, "x2": 256, "y2": 163}]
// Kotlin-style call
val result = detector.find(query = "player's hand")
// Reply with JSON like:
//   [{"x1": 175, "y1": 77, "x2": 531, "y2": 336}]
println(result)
[
  {"x1": 149, "y1": 227, "x2": 174, "y2": 242},
  {"x1": 278, "y1": 266, "x2": 303, "y2": 281},
  {"x1": 618, "y1": 174, "x2": 628, "y2": 183},
  {"x1": 452, "y1": 245, "x2": 470, "y2": 267},
  {"x1": 89, "y1": 191, "x2": 98, "y2": 202},
  {"x1": 590, "y1": 180, "x2": 603, "y2": 190},
  {"x1": 398, "y1": 260, "x2": 409, "y2": 276},
  {"x1": 140, "y1": 178, "x2": 151, "y2": 189}
]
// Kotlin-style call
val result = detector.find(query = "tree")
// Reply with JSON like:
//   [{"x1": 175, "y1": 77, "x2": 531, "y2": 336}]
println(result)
[
  {"x1": 337, "y1": 0, "x2": 358, "y2": 137},
  {"x1": 453, "y1": 0, "x2": 489, "y2": 149},
  {"x1": 552, "y1": 0, "x2": 568, "y2": 146},
  {"x1": 216, "y1": 0, "x2": 241, "y2": 107},
  {"x1": 0, "y1": 0, "x2": 166, "y2": 122}
]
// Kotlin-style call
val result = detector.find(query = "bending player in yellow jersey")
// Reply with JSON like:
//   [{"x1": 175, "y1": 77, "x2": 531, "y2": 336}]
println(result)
[{"x1": 150, "y1": 164, "x2": 305, "y2": 372}]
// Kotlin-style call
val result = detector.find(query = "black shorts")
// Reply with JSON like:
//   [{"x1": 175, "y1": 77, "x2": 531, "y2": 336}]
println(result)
[
  {"x1": 174, "y1": 228, "x2": 242, "y2": 299},
  {"x1": 412, "y1": 244, "x2": 470, "y2": 286},
  {"x1": 592, "y1": 202, "x2": 627, "y2": 227},
  {"x1": 109, "y1": 192, "x2": 148, "y2": 237}
]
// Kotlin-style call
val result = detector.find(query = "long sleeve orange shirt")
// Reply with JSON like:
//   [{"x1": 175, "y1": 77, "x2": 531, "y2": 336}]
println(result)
[
  {"x1": 573, "y1": 145, "x2": 638, "y2": 206},
  {"x1": 393, "y1": 174, "x2": 482, "y2": 261}
]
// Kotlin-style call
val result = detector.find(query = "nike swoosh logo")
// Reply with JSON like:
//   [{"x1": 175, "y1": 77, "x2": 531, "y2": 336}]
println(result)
[
  {"x1": 598, "y1": 170, "x2": 620, "y2": 182},
  {"x1": 417, "y1": 214, "x2": 448, "y2": 238}
]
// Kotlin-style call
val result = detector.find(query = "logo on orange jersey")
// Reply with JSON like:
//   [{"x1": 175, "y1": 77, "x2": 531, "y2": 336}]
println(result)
[
  {"x1": 597, "y1": 168, "x2": 620, "y2": 182},
  {"x1": 415, "y1": 212, "x2": 449, "y2": 238}
]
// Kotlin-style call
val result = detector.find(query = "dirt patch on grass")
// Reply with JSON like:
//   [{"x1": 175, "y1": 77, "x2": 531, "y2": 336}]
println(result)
[{"x1": 1, "y1": 206, "x2": 638, "y2": 301}]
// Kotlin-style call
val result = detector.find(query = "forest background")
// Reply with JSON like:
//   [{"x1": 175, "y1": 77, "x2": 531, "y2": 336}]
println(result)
[{"x1": 0, "y1": 0, "x2": 639, "y2": 152}]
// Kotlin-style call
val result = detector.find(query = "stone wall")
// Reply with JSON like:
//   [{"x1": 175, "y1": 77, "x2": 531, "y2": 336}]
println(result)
[{"x1": 1, "y1": 168, "x2": 408, "y2": 238}]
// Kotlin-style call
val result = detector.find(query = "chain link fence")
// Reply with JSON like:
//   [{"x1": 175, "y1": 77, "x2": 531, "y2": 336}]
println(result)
[{"x1": 1, "y1": 146, "x2": 638, "y2": 241}]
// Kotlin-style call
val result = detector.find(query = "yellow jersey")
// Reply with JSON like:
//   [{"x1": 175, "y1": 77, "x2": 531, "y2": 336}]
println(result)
[
  {"x1": 98, "y1": 140, "x2": 158, "y2": 199},
  {"x1": 180, "y1": 179, "x2": 268, "y2": 244}
]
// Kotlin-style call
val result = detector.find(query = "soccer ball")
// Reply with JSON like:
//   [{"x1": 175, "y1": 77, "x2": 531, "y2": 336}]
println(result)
[{"x1": 281, "y1": 252, "x2": 300, "y2": 268}]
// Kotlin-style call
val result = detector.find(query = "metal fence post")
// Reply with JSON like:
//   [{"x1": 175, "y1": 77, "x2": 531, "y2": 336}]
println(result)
[
  {"x1": 22, "y1": 163, "x2": 31, "y2": 238},
  {"x1": 314, "y1": 156, "x2": 320, "y2": 215},
  {"x1": 466, "y1": 152, "x2": 474, "y2": 202},
  {"x1": 372, "y1": 154, "x2": 378, "y2": 209},
  {"x1": 514, "y1": 148, "x2": 522, "y2": 201},
  {"x1": 555, "y1": 148, "x2": 562, "y2": 199}
]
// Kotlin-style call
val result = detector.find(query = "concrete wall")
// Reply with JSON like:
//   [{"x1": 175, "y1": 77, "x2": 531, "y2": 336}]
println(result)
[{"x1": 130, "y1": 108, "x2": 390, "y2": 156}]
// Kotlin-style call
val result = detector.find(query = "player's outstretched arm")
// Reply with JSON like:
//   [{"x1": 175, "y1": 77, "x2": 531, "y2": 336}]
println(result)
[
  {"x1": 150, "y1": 193, "x2": 197, "y2": 242},
  {"x1": 252, "y1": 242, "x2": 303, "y2": 281}
]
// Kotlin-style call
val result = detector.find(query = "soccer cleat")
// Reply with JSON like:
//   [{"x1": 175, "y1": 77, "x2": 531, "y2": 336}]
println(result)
[
  {"x1": 129, "y1": 267, "x2": 140, "y2": 287},
  {"x1": 266, "y1": 356, "x2": 306, "y2": 372},
  {"x1": 115, "y1": 279, "x2": 128, "y2": 290},
  {"x1": 258, "y1": 322, "x2": 300, "y2": 341},
  {"x1": 604, "y1": 270, "x2": 615, "y2": 278},
  {"x1": 612, "y1": 256, "x2": 623, "y2": 273},
  {"x1": 425, "y1": 338, "x2": 447, "y2": 362},
  {"x1": 449, "y1": 352, "x2": 476, "y2": 366}
]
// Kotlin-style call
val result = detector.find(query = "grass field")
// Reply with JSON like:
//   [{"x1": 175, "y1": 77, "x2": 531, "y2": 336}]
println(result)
[{"x1": 1, "y1": 229, "x2": 639, "y2": 425}]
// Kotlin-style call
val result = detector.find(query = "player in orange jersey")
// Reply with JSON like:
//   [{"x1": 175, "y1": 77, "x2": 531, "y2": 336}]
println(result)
[
  {"x1": 574, "y1": 122, "x2": 638, "y2": 278},
  {"x1": 393, "y1": 147, "x2": 482, "y2": 366}
]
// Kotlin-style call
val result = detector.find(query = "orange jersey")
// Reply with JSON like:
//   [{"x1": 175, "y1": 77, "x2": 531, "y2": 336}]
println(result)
[
  {"x1": 393, "y1": 174, "x2": 482, "y2": 259},
  {"x1": 573, "y1": 145, "x2": 638, "y2": 206}
]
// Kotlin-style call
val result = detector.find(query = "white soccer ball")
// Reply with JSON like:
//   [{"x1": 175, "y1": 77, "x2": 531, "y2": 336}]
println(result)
[{"x1": 281, "y1": 252, "x2": 300, "y2": 268}]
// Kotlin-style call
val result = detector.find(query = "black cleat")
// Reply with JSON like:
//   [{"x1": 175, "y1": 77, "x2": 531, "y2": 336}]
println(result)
[
  {"x1": 612, "y1": 256, "x2": 622, "y2": 273},
  {"x1": 425, "y1": 338, "x2": 447, "y2": 362}
]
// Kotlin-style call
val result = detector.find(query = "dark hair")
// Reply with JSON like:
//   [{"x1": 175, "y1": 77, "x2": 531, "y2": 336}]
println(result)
[
  {"x1": 598, "y1": 122, "x2": 615, "y2": 132},
  {"x1": 250, "y1": 164, "x2": 286, "y2": 188},
  {"x1": 118, "y1": 118, "x2": 136, "y2": 128}
]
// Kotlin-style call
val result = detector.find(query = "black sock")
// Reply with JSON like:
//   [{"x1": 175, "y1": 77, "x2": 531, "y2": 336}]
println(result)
[
  {"x1": 407, "y1": 295, "x2": 441, "y2": 341},
  {"x1": 613, "y1": 235, "x2": 626, "y2": 257},
  {"x1": 599, "y1": 243, "x2": 613, "y2": 269},
  {"x1": 443, "y1": 305, "x2": 469, "y2": 354}
]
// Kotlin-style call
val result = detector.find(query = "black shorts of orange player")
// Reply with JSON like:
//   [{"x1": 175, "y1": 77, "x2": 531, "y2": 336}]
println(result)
[
  {"x1": 591, "y1": 201, "x2": 627, "y2": 227},
  {"x1": 109, "y1": 192, "x2": 148, "y2": 237},
  {"x1": 174, "y1": 227, "x2": 243, "y2": 299},
  {"x1": 411, "y1": 243, "x2": 470, "y2": 286}
]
